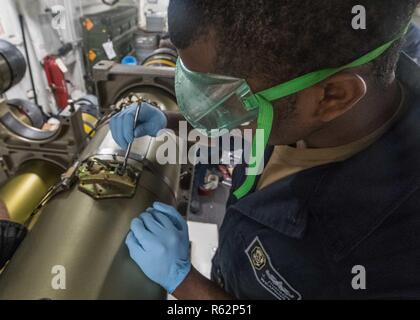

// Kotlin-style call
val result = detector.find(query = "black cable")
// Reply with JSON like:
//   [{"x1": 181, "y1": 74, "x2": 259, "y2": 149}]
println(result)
[
  {"x1": 86, "y1": 109, "x2": 118, "y2": 138},
  {"x1": 23, "y1": 182, "x2": 65, "y2": 228},
  {"x1": 18, "y1": 14, "x2": 39, "y2": 107}
]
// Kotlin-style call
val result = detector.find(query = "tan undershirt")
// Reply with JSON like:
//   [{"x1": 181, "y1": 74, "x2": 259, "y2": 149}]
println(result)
[{"x1": 257, "y1": 83, "x2": 407, "y2": 191}]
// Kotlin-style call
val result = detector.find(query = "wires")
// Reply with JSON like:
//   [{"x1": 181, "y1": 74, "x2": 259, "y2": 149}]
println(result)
[
  {"x1": 23, "y1": 159, "x2": 81, "y2": 228},
  {"x1": 86, "y1": 108, "x2": 118, "y2": 138},
  {"x1": 23, "y1": 181, "x2": 64, "y2": 228}
]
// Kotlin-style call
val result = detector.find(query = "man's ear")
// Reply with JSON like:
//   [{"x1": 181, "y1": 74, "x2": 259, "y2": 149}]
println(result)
[{"x1": 315, "y1": 72, "x2": 367, "y2": 122}]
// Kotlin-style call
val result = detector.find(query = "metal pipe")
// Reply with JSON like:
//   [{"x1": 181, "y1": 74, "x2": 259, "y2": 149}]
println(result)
[
  {"x1": 0, "y1": 88, "x2": 181, "y2": 299},
  {"x1": 0, "y1": 128, "x2": 178, "y2": 299},
  {"x1": 18, "y1": 14, "x2": 38, "y2": 105},
  {"x1": 0, "y1": 160, "x2": 63, "y2": 225}
]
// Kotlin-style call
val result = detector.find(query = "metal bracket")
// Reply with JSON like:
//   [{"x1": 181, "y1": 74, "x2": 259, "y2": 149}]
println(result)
[{"x1": 77, "y1": 157, "x2": 141, "y2": 199}]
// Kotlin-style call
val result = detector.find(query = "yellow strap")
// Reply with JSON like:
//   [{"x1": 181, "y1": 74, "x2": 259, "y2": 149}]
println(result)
[
  {"x1": 144, "y1": 59, "x2": 176, "y2": 68},
  {"x1": 82, "y1": 112, "x2": 98, "y2": 126}
]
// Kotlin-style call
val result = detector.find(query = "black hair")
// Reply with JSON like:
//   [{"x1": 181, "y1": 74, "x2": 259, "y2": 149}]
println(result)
[{"x1": 168, "y1": 0, "x2": 419, "y2": 87}]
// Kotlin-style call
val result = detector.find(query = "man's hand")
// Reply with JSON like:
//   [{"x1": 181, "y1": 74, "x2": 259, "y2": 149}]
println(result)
[
  {"x1": 110, "y1": 102, "x2": 167, "y2": 150},
  {"x1": 126, "y1": 202, "x2": 191, "y2": 294}
]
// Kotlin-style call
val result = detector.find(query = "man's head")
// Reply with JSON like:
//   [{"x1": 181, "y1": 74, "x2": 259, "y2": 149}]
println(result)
[{"x1": 169, "y1": 0, "x2": 419, "y2": 146}]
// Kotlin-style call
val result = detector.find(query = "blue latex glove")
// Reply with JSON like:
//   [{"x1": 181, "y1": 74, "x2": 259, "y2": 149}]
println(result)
[
  {"x1": 110, "y1": 102, "x2": 167, "y2": 150},
  {"x1": 126, "y1": 202, "x2": 191, "y2": 293}
]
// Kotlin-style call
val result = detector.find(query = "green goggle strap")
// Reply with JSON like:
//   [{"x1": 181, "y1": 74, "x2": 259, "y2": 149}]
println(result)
[
  {"x1": 233, "y1": 96, "x2": 273, "y2": 199},
  {"x1": 234, "y1": 31, "x2": 406, "y2": 200},
  {"x1": 259, "y1": 38, "x2": 399, "y2": 103}
]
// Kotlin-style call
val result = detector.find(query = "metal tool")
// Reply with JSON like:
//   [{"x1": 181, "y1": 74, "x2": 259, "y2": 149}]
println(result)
[{"x1": 117, "y1": 102, "x2": 142, "y2": 175}]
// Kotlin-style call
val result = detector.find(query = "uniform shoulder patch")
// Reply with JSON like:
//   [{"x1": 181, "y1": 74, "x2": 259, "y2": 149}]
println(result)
[{"x1": 245, "y1": 236, "x2": 302, "y2": 300}]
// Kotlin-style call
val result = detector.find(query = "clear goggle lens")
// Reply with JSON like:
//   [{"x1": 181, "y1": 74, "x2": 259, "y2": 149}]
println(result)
[{"x1": 175, "y1": 58, "x2": 259, "y2": 137}]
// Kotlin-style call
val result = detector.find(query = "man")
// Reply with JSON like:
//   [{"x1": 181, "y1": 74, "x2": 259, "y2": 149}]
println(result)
[{"x1": 110, "y1": 0, "x2": 420, "y2": 299}]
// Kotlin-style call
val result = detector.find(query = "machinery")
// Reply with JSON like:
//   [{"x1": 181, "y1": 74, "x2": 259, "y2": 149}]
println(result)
[
  {"x1": 0, "y1": 39, "x2": 90, "y2": 224},
  {"x1": 0, "y1": 39, "x2": 187, "y2": 299},
  {"x1": 93, "y1": 59, "x2": 178, "y2": 114}
]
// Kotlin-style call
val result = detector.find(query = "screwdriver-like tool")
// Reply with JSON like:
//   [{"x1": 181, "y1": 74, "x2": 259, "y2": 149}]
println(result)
[{"x1": 117, "y1": 102, "x2": 142, "y2": 176}]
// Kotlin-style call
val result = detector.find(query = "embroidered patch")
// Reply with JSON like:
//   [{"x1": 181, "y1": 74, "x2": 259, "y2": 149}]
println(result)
[{"x1": 245, "y1": 237, "x2": 302, "y2": 300}]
